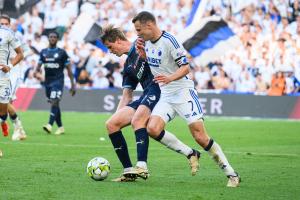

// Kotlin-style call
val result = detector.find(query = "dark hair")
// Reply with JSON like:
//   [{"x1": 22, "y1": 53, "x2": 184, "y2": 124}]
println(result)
[
  {"x1": 132, "y1": 11, "x2": 156, "y2": 24},
  {"x1": 0, "y1": 14, "x2": 10, "y2": 24},
  {"x1": 100, "y1": 25, "x2": 127, "y2": 43},
  {"x1": 48, "y1": 31, "x2": 59, "y2": 38}
]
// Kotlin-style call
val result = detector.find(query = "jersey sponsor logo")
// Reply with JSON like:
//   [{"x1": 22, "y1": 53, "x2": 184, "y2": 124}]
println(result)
[
  {"x1": 136, "y1": 62, "x2": 145, "y2": 80},
  {"x1": 147, "y1": 57, "x2": 161, "y2": 67},
  {"x1": 44, "y1": 63, "x2": 60, "y2": 68},
  {"x1": 54, "y1": 53, "x2": 59, "y2": 58}
]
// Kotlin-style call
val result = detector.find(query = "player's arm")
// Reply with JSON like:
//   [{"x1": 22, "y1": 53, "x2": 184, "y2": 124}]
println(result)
[
  {"x1": 154, "y1": 64, "x2": 190, "y2": 84},
  {"x1": 135, "y1": 38, "x2": 146, "y2": 59},
  {"x1": 0, "y1": 47, "x2": 24, "y2": 73},
  {"x1": 66, "y1": 63, "x2": 76, "y2": 96},
  {"x1": 11, "y1": 46, "x2": 24, "y2": 66},
  {"x1": 117, "y1": 88, "x2": 133, "y2": 111}
]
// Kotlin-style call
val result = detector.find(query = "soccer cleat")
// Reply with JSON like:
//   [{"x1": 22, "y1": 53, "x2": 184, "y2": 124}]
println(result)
[
  {"x1": 188, "y1": 149, "x2": 201, "y2": 176},
  {"x1": 43, "y1": 124, "x2": 52, "y2": 134},
  {"x1": 0, "y1": 149, "x2": 2, "y2": 158},
  {"x1": 54, "y1": 127, "x2": 65, "y2": 135},
  {"x1": 1, "y1": 122, "x2": 9, "y2": 137},
  {"x1": 227, "y1": 172, "x2": 241, "y2": 187},
  {"x1": 135, "y1": 166, "x2": 149, "y2": 180},
  {"x1": 12, "y1": 127, "x2": 27, "y2": 141},
  {"x1": 111, "y1": 172, "x2": 138, "y2": 182}
]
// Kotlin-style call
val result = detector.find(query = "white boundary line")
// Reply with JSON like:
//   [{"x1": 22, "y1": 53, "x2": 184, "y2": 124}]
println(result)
[{"x1": 1, "y1": 141, "x2": 299, "y2": 157}]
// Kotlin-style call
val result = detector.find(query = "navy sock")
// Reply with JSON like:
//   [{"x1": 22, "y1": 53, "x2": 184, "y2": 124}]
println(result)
[
  {"x1": 135, "y1": 128, "x2": 149, "y2": 162},
  {"x1": 154, "y1": 130, "x2": 165, "y2": 141},
  {"x1": 109, "y1": 130, "x2": 132, "y2": 168},
  {"x1": 10, "y1": 114, "x2": 17, "y2": 121},
  {"x1": 55, "y1": 106, "x2": 62, "y2": 127},
  {"x1": 49, "y1": 105, "x2": 59, "y2": 125},
  {"x1": 0, "y1": 114, "x2": 8, "y2": 122}
]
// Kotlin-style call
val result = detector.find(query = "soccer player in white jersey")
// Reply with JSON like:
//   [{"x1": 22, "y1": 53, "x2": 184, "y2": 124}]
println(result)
[
  {"x1": 133, "y1": 11, "x2": 241, "y2": 187},
  {"x1": 0, "y1": 14, "x2": 27, "y2": 141},
  {"x1": 0, "y1": 14, "x2": 24, "y2": 157}
]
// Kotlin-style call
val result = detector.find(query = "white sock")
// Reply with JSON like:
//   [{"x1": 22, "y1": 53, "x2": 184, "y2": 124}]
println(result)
[
  {"x1": 136, "y1": 161, "x2": 147, "y2": 169},
  {"x1": 12, "y1": 117, "x2": 22, "y2": 128},
  {"x1": 159, "y1": 130, "x2": 193, "y2": 157},
  {"x1": 206, "y1": 140, "x2": 235, "y2": 176},
  {"x1": 123, "y1": 167, "x2": 134, "y2": 173}
]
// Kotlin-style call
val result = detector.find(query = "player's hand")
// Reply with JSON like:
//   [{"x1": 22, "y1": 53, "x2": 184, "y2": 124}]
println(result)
[
  {"x1": 136, "y1": 37, "x2": 146, "y2": 59},
  {"x1": 70, "y1": 85, "x2": 76, "y2": 96},
  {"x1": 154, "y1": 75, "x2": 172, "y2": 85},
  {"x1": 0, "y1": 64, "x2": 11, "y2": 73}
]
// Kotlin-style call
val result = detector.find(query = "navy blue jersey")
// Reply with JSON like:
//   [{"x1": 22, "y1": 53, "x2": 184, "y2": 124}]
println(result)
[
  {"x1": 38, "y1": 47, "x2": 70, "y2": 84},
  {"x1": 122, "y1": 43, "x2": 154, "y2": 90}
]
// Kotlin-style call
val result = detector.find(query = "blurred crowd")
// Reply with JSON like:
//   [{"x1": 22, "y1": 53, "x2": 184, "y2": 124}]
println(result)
[{"x1": 10, "y1": 0, "x2": 300, "y2": 95}]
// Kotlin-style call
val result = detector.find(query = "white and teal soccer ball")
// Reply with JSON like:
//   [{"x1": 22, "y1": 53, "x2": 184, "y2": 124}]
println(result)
[{"x1": 87, "y1": 157, "x2": 110, "y2": 181}]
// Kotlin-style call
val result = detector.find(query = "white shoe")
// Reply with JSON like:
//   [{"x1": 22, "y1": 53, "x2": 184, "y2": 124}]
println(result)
[
  {"x1": 135, "y1": 166, "x2": 149, "y2": 180},
  {"x1": 227, "y1": 173, "x2": 241, "y2": 187},
  {"x1": 0, "y1": 149, "x2": 3, "y2": 158},
  {"x1": 12, "y1": 127, "x2": 27, "y2": 141},
  {"x1": 54, "y1": 127, "x2": 65, "y2": 135},
  {"x1": 43, "y1": 124, "x2": 52, "y2": 134}
]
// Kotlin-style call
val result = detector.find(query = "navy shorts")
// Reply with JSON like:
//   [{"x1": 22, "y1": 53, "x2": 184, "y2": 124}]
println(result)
[
  {"x1": 127, "y1": 83, "x2": 160, "y2": 111},
  {"x1": 45, "y1": 80, "x2": 64, "y2": 101}
]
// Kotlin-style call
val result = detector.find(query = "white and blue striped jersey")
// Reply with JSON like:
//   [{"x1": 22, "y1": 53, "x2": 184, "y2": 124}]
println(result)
[
  {"x1": 0, "y1": 25, "x2": 21, "y2": 79},
  {"x1": 145, "y1": 31, "x2": 194, "y2": 94}
]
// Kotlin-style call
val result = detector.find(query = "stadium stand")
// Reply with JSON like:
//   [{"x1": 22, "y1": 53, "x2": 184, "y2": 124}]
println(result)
[{"x1": 4, "y1": 0, "x2": 300, "y2": 95}]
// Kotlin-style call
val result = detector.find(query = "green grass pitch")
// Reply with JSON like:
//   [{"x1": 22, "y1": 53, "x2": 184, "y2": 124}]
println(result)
[{"x1": 1, "y1": 111, "x2": 300, "y2": 200}]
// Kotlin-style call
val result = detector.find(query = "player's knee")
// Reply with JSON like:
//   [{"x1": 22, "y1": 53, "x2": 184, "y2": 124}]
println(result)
[
  {"x1": 105, "y1": 119, "x2": 120, "y2": 134},
  {"x1": 146, "y1": 123, "x2": 161, "y2": 136},
  {"x1": 131, "y1": 117, "x2": 147, "y2": 130}
]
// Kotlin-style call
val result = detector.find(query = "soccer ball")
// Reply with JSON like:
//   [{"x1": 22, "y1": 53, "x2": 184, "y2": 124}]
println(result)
[{"x1": 87, "y1": 157, "x2": 110, "y2": 181}]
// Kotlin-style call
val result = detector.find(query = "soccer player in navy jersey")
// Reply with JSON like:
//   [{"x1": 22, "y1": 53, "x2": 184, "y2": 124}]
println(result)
[
  {"x1": 101, "y1": 25, "x2": 200, "y2": 182},
  {"x1": 34, "y1": 31, "x2": 76, "y2": 135},
  {"x1": 133, "y1": 11, "x2": 240, "y2": 187}
]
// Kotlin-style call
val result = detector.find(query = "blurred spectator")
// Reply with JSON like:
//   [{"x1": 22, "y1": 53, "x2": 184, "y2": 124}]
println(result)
[
  {"x1": 268, "y1": 71, "x2": 286, "y2": 96},
  {"x1": 10, "y1": 0, "x2": 300, "y2": 95}
]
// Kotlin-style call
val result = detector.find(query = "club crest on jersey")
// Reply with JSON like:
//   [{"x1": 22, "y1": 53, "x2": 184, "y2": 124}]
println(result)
[{"x1": 158, "y1": 50, "x2": 162, "y2": 57}]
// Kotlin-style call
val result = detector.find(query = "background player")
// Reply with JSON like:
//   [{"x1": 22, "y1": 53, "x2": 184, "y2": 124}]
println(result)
[
  {"x1": 133, "y1": 11, "x2": 241, "y2": 187},
  {"x1": 34, "y1": 31, "x2": 76, "y2": 135},
  {"x1": 102, "y1": 26, "x2": 200, "y2": 181},
  {"x1": 0, "y1": 15, "x2": 24, "y2": 156},
  {"x1": 0, "y1": 14, "x2": 28, "y2": 141}
]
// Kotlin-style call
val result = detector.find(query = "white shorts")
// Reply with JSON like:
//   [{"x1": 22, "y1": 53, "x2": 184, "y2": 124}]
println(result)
[
  {"x1": 10, "y1": 77, "x2": 22, "y2": 101},
  {"x1": 10, "y1": 64, "x2": 23, "y2": 101},
  {"x1": 0, "y1": 79, "x2": 12, "y2": 104},
  {"x1": 151, "y1": 88, "x2": 204, "y2": 125}
]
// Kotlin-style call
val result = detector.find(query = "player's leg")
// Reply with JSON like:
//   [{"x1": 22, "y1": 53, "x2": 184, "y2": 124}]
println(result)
[
  {"x1": 147, "y1": 100, "x2": 200, "y2": 175},
  {"x1": 106, "y1": 106, "x2": 137, "y2": 181},
  {"x1": 177, "y1": 89, "x2": 240, "y2": 186},
  {"x1": 130, "y1": 105, "x2": 151, "y2": 179},
  {"x1": 54, "y1": 101, "x2": 64, "y2": 135},
  {"x1": 0, "y1": 103, "x2": 8, "y2": 136},
  {"x1": 43, "y1": 86, "x2": 63, "y2": 134},
  {"x1": 8, "y1": 103, "x2": 27, "y2": 140},
  {"x1": 0, "y1": 83, "x2": 10, "y2": 136}
]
